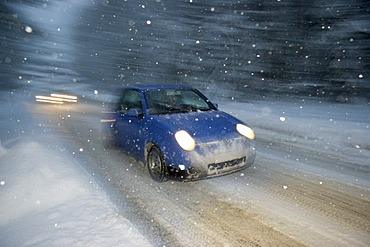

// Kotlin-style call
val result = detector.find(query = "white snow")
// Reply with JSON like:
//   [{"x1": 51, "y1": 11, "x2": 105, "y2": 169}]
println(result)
[
  {"x1": 1, "y1": 90, "x2": 369, "y2": 246},
  {"x1": 218, "y1": 98, "x2": 370, "y2": 186},
  {"x1": 0, "y1": 136, "x2": 151, "y2": 246}
]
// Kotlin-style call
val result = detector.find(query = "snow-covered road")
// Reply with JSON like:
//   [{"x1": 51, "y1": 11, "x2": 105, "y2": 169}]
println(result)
[
  {"x1": 1, "y1": 91, "x2": 369, "y2": 246},
  {"x1": 0, "y1": 92, "x2": 151, "y2": 246}
]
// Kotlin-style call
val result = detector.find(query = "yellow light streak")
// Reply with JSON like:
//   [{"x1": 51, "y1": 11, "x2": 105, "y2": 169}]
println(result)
[
  {"x1": 50, "y1": 94, "x2": 78, "y2": 100},
  {"x1": 36, "y1": 99, "x2": 64, "y2": 104},
  {"x1": 36, "y1": 95, "x2": 64, "y2": 101},
  {"x1": 35, "y1": 93, "x2": 78, "y2": 104},
  {"x1": 100, "y1": 119, "x2": 116, "y2": 123}
]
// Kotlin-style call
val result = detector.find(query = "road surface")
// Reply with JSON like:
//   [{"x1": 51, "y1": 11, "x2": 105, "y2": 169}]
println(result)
[{"x1": 29, "y1": 97, "x2": 370, "y2": 247}]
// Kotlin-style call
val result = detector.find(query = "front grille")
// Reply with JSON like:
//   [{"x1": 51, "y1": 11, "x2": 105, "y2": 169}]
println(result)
[{"x1": 207, "y1": 156, "x2": 246, "y2": 174}]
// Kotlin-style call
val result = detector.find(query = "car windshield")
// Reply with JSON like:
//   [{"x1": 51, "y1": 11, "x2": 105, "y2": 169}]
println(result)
[{"x1": 146, "y1": 88, "x2": 214, "y2": 115}]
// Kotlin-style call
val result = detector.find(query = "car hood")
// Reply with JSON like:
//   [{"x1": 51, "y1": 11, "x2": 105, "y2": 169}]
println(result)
[{"x1": 150, "y1": 110, "x2": 244, "y2": 142}]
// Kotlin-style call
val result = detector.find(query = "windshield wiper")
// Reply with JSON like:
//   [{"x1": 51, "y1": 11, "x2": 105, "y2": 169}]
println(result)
[
  {"x1": 198, "y1": 107, "x2": 212, "y2": 111},
  {"x1": 180, "y1": 104, "x2": 212, "y2": 112}
]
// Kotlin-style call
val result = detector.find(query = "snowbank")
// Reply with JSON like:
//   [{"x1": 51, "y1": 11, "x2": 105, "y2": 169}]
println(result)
[{"x1": 0, "y1": 139, "x2": 151, "y2": 246}]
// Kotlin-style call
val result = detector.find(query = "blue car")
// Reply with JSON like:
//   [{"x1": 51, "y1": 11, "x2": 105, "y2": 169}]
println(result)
[{"x1": 102, "y1": 84, "x2": 256, "y2": 182}]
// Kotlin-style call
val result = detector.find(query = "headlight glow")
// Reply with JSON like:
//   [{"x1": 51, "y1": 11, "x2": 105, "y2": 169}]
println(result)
[
  {"x1": 175, "y1": 130, "x2": 195, "y2": 151},
  {"x1": 236, "y1": 124, "x2": 255, "y2": 140}
]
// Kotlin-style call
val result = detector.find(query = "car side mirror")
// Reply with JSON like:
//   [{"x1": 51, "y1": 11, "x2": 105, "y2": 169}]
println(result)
[
  {"x1": 127, "y1": 108, "x2": 143, "y2": 117},
  {"x1": 213, "y1": 103, "x2": 218, "y2": 109}
]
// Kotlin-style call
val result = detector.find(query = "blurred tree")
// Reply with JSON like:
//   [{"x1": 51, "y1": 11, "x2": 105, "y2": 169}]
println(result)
[{"x1": 1, "y1": 0, "x2": 369, "y2": 102}]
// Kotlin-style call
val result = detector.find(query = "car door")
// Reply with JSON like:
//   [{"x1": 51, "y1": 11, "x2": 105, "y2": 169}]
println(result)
[{"x1": 115, "y1": 89, "x2": 147, "y2": 158}]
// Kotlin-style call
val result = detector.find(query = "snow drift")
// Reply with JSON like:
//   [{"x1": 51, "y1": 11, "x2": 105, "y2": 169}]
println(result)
[{"x1": 0, "y1": 139, "x2": 151, "y2": 246}]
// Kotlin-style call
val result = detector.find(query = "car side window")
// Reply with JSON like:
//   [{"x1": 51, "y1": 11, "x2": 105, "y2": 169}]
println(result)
[{"x1": 118, "y1": 89, "x2": 143, "y2": 114}]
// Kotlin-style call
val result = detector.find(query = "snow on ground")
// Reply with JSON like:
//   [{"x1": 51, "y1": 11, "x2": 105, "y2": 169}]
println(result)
[
  {"x1": 0, "y1": 90, "x2": 152, "y2": 247},
  {"x1": 218, "y1": 98, "x2": 370, "y2": 186},
  {"x1": 0, "y1": 89, "x2": 369, "y2": 246},
  {"x1": 0, "y1": 139, "x2": 151, "y2": 246}
]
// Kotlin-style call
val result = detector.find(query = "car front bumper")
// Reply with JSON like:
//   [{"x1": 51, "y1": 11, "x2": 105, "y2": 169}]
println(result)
[{"x1": 167, "y1": 136, "x2": 256, "y2": 180}]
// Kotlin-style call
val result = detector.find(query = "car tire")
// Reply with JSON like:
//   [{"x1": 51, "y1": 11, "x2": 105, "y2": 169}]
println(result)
[{"x1": 147, "y1": 145, "x2": 168, "y2": 182}]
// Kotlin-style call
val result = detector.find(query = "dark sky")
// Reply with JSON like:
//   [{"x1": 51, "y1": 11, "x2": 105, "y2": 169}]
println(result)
[{"x1": 1, "y1": 0, "x2": 369, "y2": 102}]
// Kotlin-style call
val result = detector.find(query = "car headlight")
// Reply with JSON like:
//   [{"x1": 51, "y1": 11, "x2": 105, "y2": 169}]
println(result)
[
  {"x1": 236, "y1": 124, "x2": 255, "y2": 140},
  {"x1": 175, "y1": 130, "x2": 195, "y2": 151}
]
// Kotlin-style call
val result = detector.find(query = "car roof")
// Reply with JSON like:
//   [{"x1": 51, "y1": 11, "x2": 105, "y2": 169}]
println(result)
[{"x1": 123, "y1": 84, "x2": 194, "y2": 91}]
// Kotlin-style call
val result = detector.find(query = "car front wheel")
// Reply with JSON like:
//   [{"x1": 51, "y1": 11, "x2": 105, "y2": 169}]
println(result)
[{"x1": 147, "y1": 145, "x2": 168, "y2": 182}]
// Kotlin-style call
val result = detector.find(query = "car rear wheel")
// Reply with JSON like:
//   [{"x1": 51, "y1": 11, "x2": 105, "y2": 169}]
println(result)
[{"x1": 147, "y1": 145, "x2": 168, "y2": 182}]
